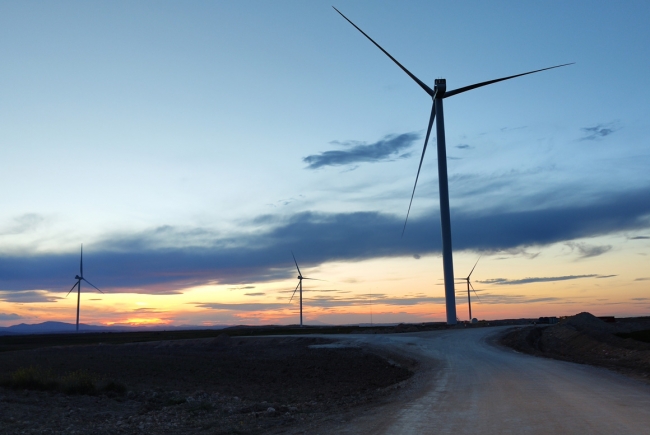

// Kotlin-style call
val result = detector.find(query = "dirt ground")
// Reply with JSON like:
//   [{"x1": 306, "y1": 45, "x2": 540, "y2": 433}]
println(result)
[
  {"x1": 0, "y1": 335, "x2": 415, "y2": 434},
  {"x1": 501, "y1": 312, "x2": 650, "y2": 382}
]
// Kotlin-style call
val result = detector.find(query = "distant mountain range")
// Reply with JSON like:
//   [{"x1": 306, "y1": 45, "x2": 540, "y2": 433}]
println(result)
[{"x1": 0, "y1": 321, "x2": 230, "y2": 335}]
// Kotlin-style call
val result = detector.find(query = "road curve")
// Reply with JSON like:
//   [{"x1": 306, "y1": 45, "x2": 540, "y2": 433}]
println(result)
[{"x1": 322, "y1": 327, "x2": 650, "y2": 435}]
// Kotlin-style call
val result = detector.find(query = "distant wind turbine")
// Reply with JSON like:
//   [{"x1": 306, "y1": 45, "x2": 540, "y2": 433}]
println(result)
[
  {"x1": 66, "y1": 244, "x2": 103, "y2": 332},
  {"x1": 289, "y1": 252, "x2": 323, "y2": 327},
  {"x1": 333, "y1": 7, "x2": 573, "y2": 324},
  {"x1": 457, "y1": 257, "x2": 481, "y2": 322}
]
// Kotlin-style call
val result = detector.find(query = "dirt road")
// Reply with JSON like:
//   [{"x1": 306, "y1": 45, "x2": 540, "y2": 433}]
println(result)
[{"x1": 313, "y1": 327, "x2": 650, "y2": 435}]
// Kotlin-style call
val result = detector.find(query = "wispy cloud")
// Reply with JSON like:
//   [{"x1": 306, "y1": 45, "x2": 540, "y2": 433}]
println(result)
[
  {"x1": 455, "y1": 144, "x2": 472, "y2": 149},
  {"x1": 634, "y1": 278, "x2": 650, "y2": 281},
  {"x1": 580, "y1": 122, "x2": 620, "y2": 141},
  {"x1": 471, "y1": 293, "x2": 564, "y2": 304},
  {"x1": 0, "y1": 313, "x2": 22, "y2": 321},
  {"x1": 244, "y1": 292, "x2": 265, "y2": 296},
  {"x1": 629, "y1": 236, "x2": 649, "y2": 240},
  {"x1": 303, "y1": 132, "x2": 419, "y2": 169},
  {"x1": 565, "y1": 242, "x2": 612, "y2": 258},
  {"x1": 478, "y1": 275, "x2": 598, "y2": 285},
  {"x1": 0, "y1": 213, "x2": 45, "y2": 236}
]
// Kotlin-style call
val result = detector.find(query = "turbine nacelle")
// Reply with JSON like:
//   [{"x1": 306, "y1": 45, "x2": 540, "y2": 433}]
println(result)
[
  {"x1": 297, "y1": 275, "x2": 302, "y2": 280},
  {"x1": 74, "y1": 275, "x2": 81, "y2": 280},
  {"x1": 434, "y1": 78, "x2": 446, "y2": 97}
]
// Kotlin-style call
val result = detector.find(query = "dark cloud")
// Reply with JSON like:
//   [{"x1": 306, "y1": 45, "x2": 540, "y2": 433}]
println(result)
[
  {"x1": 303, "y1": 133, "x2": 419, "y2": 169},
  {"x1": 478, "y1": 275, "x2": 598, "y2": 285},
  {"x1": 634, "y1": 278, "x2": 650, "y2": 281},
  {"x1": 455, "y1": 144, "x2": 471, "y2": 149},
  {"x1": 244, "y1": 292, "x2": 265, "y2": 296},
  {"x1": 629, "y1": 236, "x2": 649, "y2": 240},
  {"x1": 413, "y1": 254, "x2": 421, "y2": 259},
  {"x1": 0, "y1": 187, "x2": 649, "y2": 294},
  {"x1": 0, "y1": 313, "x2": 22, "y2": 321},
  {"x1": 595, "y1": 275, "x2": 617, "y2": 279},
  {"x1": 565, "y1": 242, "x2": 612, "y2": 258},
  {"x1": 580, "y1": 123, "x2": 619, "y2": 141}
]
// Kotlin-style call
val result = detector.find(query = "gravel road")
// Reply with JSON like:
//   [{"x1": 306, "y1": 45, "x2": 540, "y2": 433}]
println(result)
[{"x1": 313, "y1": 326, "x2": 650, "y2": 435}]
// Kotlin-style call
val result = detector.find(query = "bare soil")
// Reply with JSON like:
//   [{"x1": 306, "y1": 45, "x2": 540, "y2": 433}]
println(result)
[
  {"x1": 501, "y1": 312, "x2": 650, "y2": 382},
  {"x1": 0, "y1": 335, "x2": 415, "y2": 434}
]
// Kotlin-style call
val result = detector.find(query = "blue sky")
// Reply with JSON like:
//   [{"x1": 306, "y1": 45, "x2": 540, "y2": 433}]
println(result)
[{"x1": 1, "y1": 1, "x2": 648, "y2": 325}]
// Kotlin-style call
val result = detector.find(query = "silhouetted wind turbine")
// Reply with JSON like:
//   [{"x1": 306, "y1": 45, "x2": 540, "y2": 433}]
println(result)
[
  {"x1": 289, "y1": 252, "x2": 322, "y2": 327},
  {"x1": 457, "y1": 257, "x2": 481, "y2": 322},
  {"x1": 333, "y1": 7, "x2": 573, "y2": 325},
  {"x1": 66, "y1": 244, "x2": 103, "y2": 332}
]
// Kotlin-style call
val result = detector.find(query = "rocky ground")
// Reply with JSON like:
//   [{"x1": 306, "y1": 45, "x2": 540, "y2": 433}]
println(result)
[
  {"x1": 501, "y1": 312, "x2": 650, "y2": 382},
  {"x1": 0, "y1": 335, "x2": 416, "y2": 434}
]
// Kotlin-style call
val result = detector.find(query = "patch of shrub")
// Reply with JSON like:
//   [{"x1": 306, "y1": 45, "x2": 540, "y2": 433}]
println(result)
[
  {"x1": 0, "y1": 366, "x2": 127, "y2": 396},
  {"x1": 98, "y1": 379, "x2": 127, "y2": 395},
  {"x1": 2, "y1": 366, "x2": 57, "y2": 391},
  {"x1": 60, "y1": 370, "x2": 96, "y2": 395}
]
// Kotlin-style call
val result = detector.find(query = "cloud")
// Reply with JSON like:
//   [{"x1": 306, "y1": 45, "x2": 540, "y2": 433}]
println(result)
[
  {"x1": 634, "y1": 278, "x2": 650, "y2": 281},
  {"x1": 629, "y1": 236, "x2": 649, "y2": 240},
  {"x1": 455, "y1": 144, "x2": 471, "y2": 149},
  {"x1": 478, "y1": 275, "x2": 598, "y2": 285},
  {"x1": 0, "y1": 290, "x2": 61, "y2": 303},
  {"x1": 595, "y1": 275, "x2": 617, "y2": 279},
  {"x1": 0, "y1": 313, "x2": 22, "y2": 321},
  {"x1": 413, "y1": 254, "x2": 421, "y2": 259},
  {"x1": 244, "y1": 292, "x2": 265, "y2": 296},
  {"x1": 470, "y1": 293, "x2": 564, "y2": 304},
  {"x1": 303, "y1": 132, "x2": 419, "y2": 169},
  {"x1": 565, "y1": 242, "x2": 612, "y2": 258},
  {"x1": 0, "y1": 213, "x2": 45, "y2": 236},
  {"x1": 580, "y1": 122, "x2": 620, "y2": 141},
  {"x1": 0, "y1": 187, "x2": 649, "y2": 295}
]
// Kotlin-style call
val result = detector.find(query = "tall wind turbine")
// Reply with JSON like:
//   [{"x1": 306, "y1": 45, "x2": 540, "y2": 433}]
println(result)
[
  {"x1": 289, "y1": 252, "x2": 322, "y2": 327},
  {"x1": 333, "y1": 7, "x2": 572, "y2": 325},
  {"x1": 66, "y1": 244, "x2": 103, "y2": 332},
  {"x1": 458, "y1": 257, "x2": 481, "y2": 322}
]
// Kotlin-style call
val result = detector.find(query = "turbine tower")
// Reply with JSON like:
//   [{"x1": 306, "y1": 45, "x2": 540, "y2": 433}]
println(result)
[
  {"x1": 458, "y1": 257, "x2": 481, "y2": 322},
  {"x1": 290, "y1": 252, "x2": 321, "y2": 327},
  {"x1": 66, "y1": 244, "x2": 103, "y2": 332},
  {"x1": 333, "y1": 7, "x2": 572, "y2": 325}
]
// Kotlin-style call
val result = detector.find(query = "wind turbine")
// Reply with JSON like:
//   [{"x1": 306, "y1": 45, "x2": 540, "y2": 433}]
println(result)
[
  {"x1": 333, "y1": 7, "x2": 572, "y2": 325},
  {"x1": 289, "y1": 252, "x2": 322, "y2": 327},
  {"x1": 66, "y1": 244, "x2": 103, "y2": 332},
  {"x1": 457, "y1": 257, "x2": 481, "y2": 322}
]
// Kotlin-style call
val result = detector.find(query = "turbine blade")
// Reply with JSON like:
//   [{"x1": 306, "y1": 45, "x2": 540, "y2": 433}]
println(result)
[
  {"x1": 66, "y1": 280, "x2": 80, "y2": 297},
  {"x1": 302, "y1": 277, "x2": 327, "y2": 282},
  {"x1": 80, "y1": 244, "x2": 83, "y2": 277},
  {"x1": 402, "y1": 102, "x2": 436, "y2": 236},
  {"x1": 289, "y1": 282, "x2": 300, "y2": 302},
  {"x1": 82, "y1": 278, "x2": 103, "y2": 294},
  {"x1": 468, "y1": 256, "x2": 481, "y2": 278},
  {"x1": 291, "y1": 251, "x2": 302, "y2": 276},
  {"x1": 444, "y1": 63, "x2": 574, "y2": 98},
  {"x1": 333, "y1": 7, "x2": 434, "y2": 97},
  {"x1": 470, "y1": 282, "x2": 482, "y2": 302}
]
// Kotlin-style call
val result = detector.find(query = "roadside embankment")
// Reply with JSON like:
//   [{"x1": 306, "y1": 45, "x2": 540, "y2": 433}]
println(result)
[{"x1": 501, "y1": 312, "x2": 650, "y2": 382}]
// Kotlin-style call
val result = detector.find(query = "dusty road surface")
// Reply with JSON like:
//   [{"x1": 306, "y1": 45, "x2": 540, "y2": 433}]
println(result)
[{"x1": 310, "y1": 327, "x2": 650, "y2": 435}]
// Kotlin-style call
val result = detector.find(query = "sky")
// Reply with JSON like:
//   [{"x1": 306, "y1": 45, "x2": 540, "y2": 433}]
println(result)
[{"x1": 1, "y1": 0, "x2": 649, "y2": 327}]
